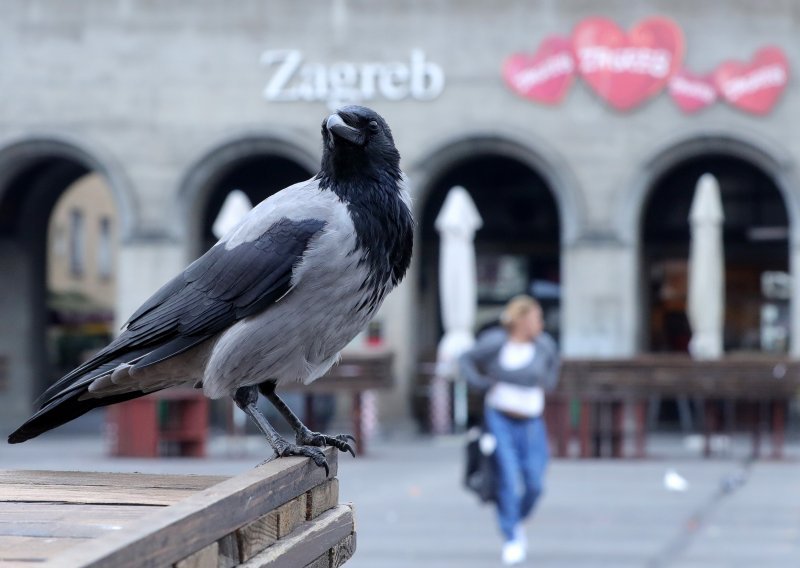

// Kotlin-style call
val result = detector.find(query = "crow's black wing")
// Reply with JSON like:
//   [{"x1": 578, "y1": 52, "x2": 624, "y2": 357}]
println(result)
[
  {"x1": 35, "y1": 217, "x2": 326, "y2": 407},
  {"x1": 8, "y1": 217, "x2": 326, "y2": 444}
]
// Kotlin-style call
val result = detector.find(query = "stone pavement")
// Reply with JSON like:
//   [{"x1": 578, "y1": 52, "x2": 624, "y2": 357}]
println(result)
[
  {"x1": 338, "y1": 438, "x2": 800, "y2": 568},
  {"x1": 2, "y1": 431, "x2": 799, "y2": 567}
]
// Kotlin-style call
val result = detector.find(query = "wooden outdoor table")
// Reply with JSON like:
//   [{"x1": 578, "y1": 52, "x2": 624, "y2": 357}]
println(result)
[
  {"x1": 281, "y1": 349, "x2": 394, "y2": 455},
  {"x1": 558, "y1": 355, "x2": 800, "y2": 459},
  {"x1": 0, "y1": 450, "x2": 355, "y2": 568}
]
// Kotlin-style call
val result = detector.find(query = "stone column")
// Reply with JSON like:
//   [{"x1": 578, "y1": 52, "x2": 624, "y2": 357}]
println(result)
[
  {"x1": 0, "y1": 240, "x2": 38, "y2": 434},
  {"x1": 115, "y1": 235, "x2": 187, "y2": 332},
  {"x1": 561, "y1": 238, "x2": 639, "y2": 358}
]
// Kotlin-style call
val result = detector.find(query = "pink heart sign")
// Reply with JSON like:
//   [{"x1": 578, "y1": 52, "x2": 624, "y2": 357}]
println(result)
[
  {"x1": 669, "y1": 69, "x2": 717, "y2": 114},
  {"x1": 714, "y1": 47, "x2": 789, "y2": 115},
  {"x1": 503, "y1": 36, "x2": 576, "y2": 105},
  {"x1": 572, "y1": 16, "x2": 684, "y2": 111}
]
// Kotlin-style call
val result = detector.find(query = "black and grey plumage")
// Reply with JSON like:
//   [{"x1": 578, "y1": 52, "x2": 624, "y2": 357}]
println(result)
[{"x1": 8, "y1": 106, "x2": 414, "y2": 472}]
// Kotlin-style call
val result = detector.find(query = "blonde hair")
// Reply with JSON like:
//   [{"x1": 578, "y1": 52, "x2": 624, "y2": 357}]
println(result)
[{"x1": 500, "y1": 295, "x2": 541, "y2": 331}]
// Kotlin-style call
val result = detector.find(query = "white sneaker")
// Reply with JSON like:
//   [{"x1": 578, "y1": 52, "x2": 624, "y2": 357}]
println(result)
[
  {"x1": 501, "y1": 540, "x2": 525, "y2": 565},
  {"x1": 513, "y1": 525, "x2": 528, "y2": 551}
]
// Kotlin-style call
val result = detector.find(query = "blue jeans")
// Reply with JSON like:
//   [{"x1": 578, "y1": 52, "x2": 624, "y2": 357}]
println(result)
[{"x1": 485, "y1": 406, "x2": 549, "y2": 541}]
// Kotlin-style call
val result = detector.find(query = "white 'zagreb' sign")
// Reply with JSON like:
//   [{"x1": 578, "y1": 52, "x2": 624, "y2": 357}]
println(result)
[{"x1": 261, "y1": 49, "x2": 445, "y2": 108}]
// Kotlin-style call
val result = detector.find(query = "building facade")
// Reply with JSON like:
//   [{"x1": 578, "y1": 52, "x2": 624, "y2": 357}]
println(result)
[
  {"x1": 1, "y1": 0, "x2": 799, "y2": 432},
  {"x1": 46, "y1": 173, "x2": 118, "y2": 383},
  {"x1": 47, "y1": 173, "x2": 117, "y2": 312}
]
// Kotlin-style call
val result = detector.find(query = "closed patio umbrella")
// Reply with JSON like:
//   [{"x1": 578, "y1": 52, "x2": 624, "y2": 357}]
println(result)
[
  {"x1": 213, "y1": 190, "x2": 253, "y2": 239},
  {"x1": 213, "y1": 190, "x2": 253, "y2": 449},
  {"x1": 431, "y1": 186, "x2": 483, "y2": 433},
  {"x1": 687, "y1": 173, "x2": 725, "y2": 359}
]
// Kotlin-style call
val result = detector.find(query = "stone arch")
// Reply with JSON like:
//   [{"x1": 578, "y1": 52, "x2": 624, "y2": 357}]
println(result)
[
  {"x1": 406, "y1": 130, "x2": 583, "y2": 401},
  {"x1": 619, "y1": 129, "x2": 800, "y2": 354},
  {"x1": 618, "y1": 129, "x2": 800, "y2": 247},
  {"x1": 0, "y1": 134, "x2": 137, "y2": 239},
  {"x1": 411, "y1": 130, "x2": 585, "y2": 245},
  {"x1": 0, "y1": 134, "x2": 135, "y2": 430}
]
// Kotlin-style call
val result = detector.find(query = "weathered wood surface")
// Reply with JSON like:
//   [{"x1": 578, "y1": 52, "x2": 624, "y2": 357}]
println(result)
[
  {"x1": 0, "y1": 535, "x2": 88, "y2": 565},
  {"x1": 0, "y1": 483, "x2": 205, "y2": 506},
  {"x1": 0, "y1": 470, "x2": 226, "y2": 490},
  {"x1": 0, "y1": 448, "x2": 355, "y2": 568},
  {"x1": 240, "y1": 505, "x2": 354, "y2": 568},
  {"x1": 281, "y1": 349, "x2": 394, "y2": 393},
  {"x1": 47, "y1": 449, "x2": 336, "y2": 568},
  {"x1": 0, "y1": 470, "x2": 223, "y2": 506},
  {"x1": 0, "y1": 502, "x2": 156, "y2": 539}
]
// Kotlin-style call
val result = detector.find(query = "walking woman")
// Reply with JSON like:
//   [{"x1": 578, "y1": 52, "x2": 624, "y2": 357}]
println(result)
[{"x1": 459, "y1": 295, "x2": 560, "y2": 565}]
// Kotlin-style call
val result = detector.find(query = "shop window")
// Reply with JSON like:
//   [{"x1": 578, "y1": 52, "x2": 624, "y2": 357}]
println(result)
[
  {"x1": 98, "y1": 216, "x2": 112, "y2": 280},
  {"x1": 643, "y1": 155, "x2": 789, "y2": 353},
  {"x1": 69, "y1": 209, "x2": 85, "y2": 278}
]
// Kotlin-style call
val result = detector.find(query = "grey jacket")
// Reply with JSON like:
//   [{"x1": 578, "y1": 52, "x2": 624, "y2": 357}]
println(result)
[{"x1": 458, "y1": 327, "x2": 561, "y2": 393}]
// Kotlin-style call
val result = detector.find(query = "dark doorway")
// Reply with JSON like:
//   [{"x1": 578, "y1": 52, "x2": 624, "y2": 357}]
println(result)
[
  {"x1": 419, "y1": 154, "x2": 561, "y2": 348},
  {"x1": 413, "y1": 153, "x2": 561, "y2": 431},
  {"x1": 199, "y1": 155, "x2": 312, "y2": 252},
  {"x1": 0, "y1": 151, "x2": 118, "y2": 409},
  {"x1": 643, "y1": 155, "x2": 790, "y2": 354}
]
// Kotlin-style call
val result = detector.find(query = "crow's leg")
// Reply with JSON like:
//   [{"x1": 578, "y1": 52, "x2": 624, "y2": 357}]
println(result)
[
  {"x1": 258, "y1": 382, "x2": 356, "y2": 457},
  {"x1": 232, "y1": 385, "x2": 331, "y2": 475}
]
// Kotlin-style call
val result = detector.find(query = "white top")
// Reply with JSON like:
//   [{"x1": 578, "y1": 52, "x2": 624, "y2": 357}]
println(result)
[
  {"x1": 498, "y1": 341, "x2": 536, "y2": 370},
  {"x1": 486, "y1": 341, "x2": 545, "y2": 418}
]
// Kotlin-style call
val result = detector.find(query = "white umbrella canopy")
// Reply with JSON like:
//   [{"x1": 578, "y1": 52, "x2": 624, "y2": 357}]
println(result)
[
  {"x1": 212, "y1": 189, "x2": 253, "y2": 239},
  {"x1": 434, "y1": 186, "x2": 484, "y2": 374},
  {"x1": 212, "y1": 190, "x2": 254, "y2": 444},
  {"x1": 431, "y1": 186, "x2": 483, "y2": 433},
  {"x1": 687, "y1": 173, "x2": 725, "y2": 359}
]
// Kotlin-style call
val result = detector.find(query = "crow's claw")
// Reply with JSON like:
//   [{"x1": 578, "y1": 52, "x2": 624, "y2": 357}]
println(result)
[
  {"x1": 297, "y1": 431, "x2": 357, "y2": 458},
  {"x1": 277, "y1": 443, "x2": 330, "y2": 476}
]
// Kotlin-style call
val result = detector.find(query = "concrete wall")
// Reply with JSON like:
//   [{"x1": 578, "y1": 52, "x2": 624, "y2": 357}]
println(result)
[{"x1": 2, "y1": 0, "x2": 800, "y2": 428}]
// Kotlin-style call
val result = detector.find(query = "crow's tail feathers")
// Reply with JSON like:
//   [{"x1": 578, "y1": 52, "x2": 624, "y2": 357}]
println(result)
[
  {"x1": 10, "y1": 348, "x2": 156, "y2": 444},
  {"x1": 7, "y1": 388, "x2": 146, "y2": 444}
]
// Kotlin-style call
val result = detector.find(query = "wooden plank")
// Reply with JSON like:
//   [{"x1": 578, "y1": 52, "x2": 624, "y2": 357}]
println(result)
[
  {"x1": 0, "y1": 535, "x2": 88, "y2": 563},
  {"x1": 0, "y1": 483, "x2": 197, "y2": 506},
  {"x1": 217, "y1": 533, "x2": 240, "y2": 568},
  {"x1": 304, "y1": 555, "x2": 330, "y2": 568},
  {"x1": 0, "y1": 503, "x2": 160, "y2": 538},
  {"x1": 330, "y1": 533, "x2": 356, "y2": 568},
  {"x1": 0, "y1": 501, "x2": 161, "y2": 522},
  {"x1": 240, "y1": 505, "x2": 354, "y2": 568},
  {"x1": 0, "y1": 471, "x2": 225, "y2": 490},
  {"x1": 306, "y1": 479, "x2": 338, "y2": 521},
  {"x1": 0, "y1": 521, "x2": 133, "y2": 540},
  {"x1": 274, "y1": 495, "x2": 307, "y2": 540},
  {"x1": 44, "y1": 450, "x2": 337, "y2": 568},
  {"x1": 0, "y1": 560, "x2": 53, "y2": 568},
  {"x1": 173, "y1": 542, "x2": 218, "y2": 568},
  {"x1": 235, "y1": 514, "x2": 277, "y2": 563},
  {"x1": 234, "y1": 490, "x2": 312, "y2": 563}
]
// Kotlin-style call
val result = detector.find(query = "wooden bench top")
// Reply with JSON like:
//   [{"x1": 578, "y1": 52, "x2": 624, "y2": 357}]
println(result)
[
  {"x1": 0, "y1": 450, "x2": 355, "y2": 568},
  {"x1": 558, "y1": 355, "x2": 800, "y2": 399},
  {"x1": 282, "y1": 349, "x2": 395, "y2": 393}
]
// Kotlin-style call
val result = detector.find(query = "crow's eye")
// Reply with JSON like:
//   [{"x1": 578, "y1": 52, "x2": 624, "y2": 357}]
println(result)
[{"x1": 368, "y1": 120, "x2": 379, "y2": 132}]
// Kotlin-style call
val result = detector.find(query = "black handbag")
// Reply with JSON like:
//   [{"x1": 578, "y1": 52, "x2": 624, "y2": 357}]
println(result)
[{"x1": 464, "y1": 425, "x2": 496, "y2": 503}]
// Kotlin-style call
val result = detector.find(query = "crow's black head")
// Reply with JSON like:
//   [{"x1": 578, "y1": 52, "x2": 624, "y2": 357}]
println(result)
[
  {"x1": 319, "y1": 105, "x2": 402, "y2": 188},
  {"x1": 318, "y1": 105, "x2": 413, "y2": 294}
]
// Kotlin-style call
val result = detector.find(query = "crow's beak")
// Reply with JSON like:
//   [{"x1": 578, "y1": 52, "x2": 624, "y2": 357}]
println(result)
[{"x1": 326, "y1": 114, "x2": 365, "y2": 146}]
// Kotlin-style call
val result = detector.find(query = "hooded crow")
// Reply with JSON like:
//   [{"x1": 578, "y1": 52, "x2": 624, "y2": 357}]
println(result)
[{"x1": 8, "y1": 105, "x2": 414, "y2": 473}]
